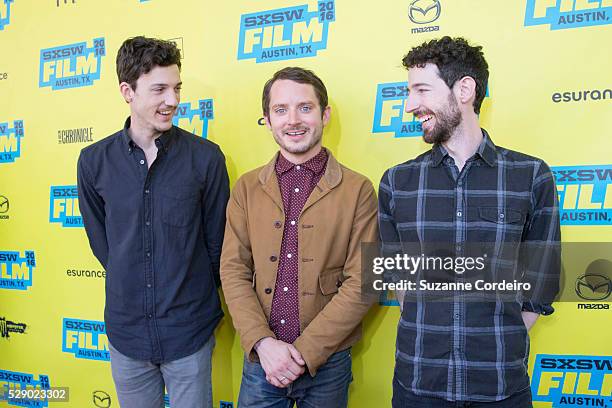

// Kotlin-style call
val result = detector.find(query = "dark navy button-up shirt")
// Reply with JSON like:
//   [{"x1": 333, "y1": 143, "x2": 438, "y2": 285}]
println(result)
[{"x1": 77, "y1": 118, "x2": 229, "y2": 363}]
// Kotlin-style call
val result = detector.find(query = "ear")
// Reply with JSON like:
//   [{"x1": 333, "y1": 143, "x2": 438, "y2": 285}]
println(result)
[
  {"x1": 119, "y1": 82, "x2": 134, "y2": 104},
  {"x1": 264, "y1": 115, "x2": 272, "y2": 131},
  {"x1": 454, "y1": 76, "x2": 477, "y2": 108},
  {"x1": 322, "y1": 105, "x2": 331, "y2": 126}
]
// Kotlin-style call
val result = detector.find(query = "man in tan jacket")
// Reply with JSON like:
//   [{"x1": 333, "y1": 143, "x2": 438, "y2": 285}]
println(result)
[{"x1": 221, "y1": 67, "x2": 378, "y2": 407}]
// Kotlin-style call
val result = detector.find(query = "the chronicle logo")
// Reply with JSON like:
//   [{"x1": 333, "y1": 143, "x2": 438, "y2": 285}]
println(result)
[
  {"x1": 552, "y1": 165, "x2": 612, "y2": 225},
  {"x1": 524, "y1": 0, "x2": 611, "y2": 30},
  {"x1": 0, "y1": 316, "x2": 27, "y2": 338},
  {"x1": 0, "y1": 119, "x2": 24, "y2": 164},
  {"x1": 0, "y1": 370, "x2": 51, "y2": 408},
  {"x1": 0, "y1": 0, "x2": 14, "y2": 31},
  {"x1": 92, "y1": 390, "x2": 111, "y2": 408},
  {"x1": 39, "y1": 37, "x2": 106, "y2": 90},
  {"x1": 531, "y1": 354, "x2": 612, "y2": 408},
  {"x1": 49, "y1": 185, "x2": 83, "y2": 227},
  {"x1": 0, "y1": 250, "x2": 35, "y2": 291},
  {"x1": 237, "y1": 0, "x2": 335, "y2": 63},
  {"x1": 56, "y1": 0, "x2": 76, "y2": 6},
  {"x1": 172, "y1": 99, "x2": 214, "y2": 138},
  {"x1": 62, "y1": 318, "x2": 109, "y2": 361},
  {"x1": 408, "y1": 0, "x2": 441, "y2": 34},
  {"x1": 57, "y1": 126, "x2": 94, "y2": 144},
  {"x1": 552, "y1": 88, "x2": 611, "y2": 103}
]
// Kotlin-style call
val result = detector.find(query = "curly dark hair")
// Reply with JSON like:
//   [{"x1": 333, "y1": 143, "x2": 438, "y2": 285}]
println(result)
[
  {"x1": 402, "y1": 36, "x2": 488, "y2": 114},
  {"x1": 116, "y1": 36, "x2": 181, "y2": 90},
  {"x1": 262, "y1": 67, "x2": 328, "y2": 118}
]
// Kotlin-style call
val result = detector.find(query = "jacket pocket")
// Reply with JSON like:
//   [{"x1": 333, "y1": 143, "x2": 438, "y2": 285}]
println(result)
[{"x1": 318, "y1": 267, "x2": 344, "y2": 295}]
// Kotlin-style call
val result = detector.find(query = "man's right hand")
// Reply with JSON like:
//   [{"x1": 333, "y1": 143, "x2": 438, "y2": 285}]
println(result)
[{"x1": 255, "y1": 337, "x2": 305, "y2": 388}]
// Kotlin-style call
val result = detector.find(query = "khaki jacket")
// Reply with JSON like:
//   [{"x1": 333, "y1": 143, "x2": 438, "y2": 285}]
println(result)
[{"x1": 220, "y1": 151, "x2": 378, "y2": 375}]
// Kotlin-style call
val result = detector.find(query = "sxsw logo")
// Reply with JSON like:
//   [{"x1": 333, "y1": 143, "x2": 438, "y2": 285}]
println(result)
[
  {"x1": 0, "y1": 0, "x2": 13, "y2": 31},
  {"x1": 62, "y1": 318, "x2": 109, "y2": 361},
  {"x1": 0, "y1": 120, "x2": 24, "y2": 164},
  {"x1": 525, "y1": 0, "x2": 611, "y2": 30},
  {"x1": 0, "y1": 370, "x2": 51, "y2": 408},
  {"x1": 237, "y1": 0, "x2": 335, "y2": 63},
  {"x1": 372, "y1": 82, "x2": 422, "y2": 138},
  {"x1": 39, "y1": 38, "x2": 106, "y2": 90},
  {"x1": 172, "y1": 99, "x2": 214, "y2": 138},
  {"x1": 531, "y1": 354, "x2": 612, "y2": 408},
  {"x1": 49, "y1": 185, "x2": 82, "y2": 227},
  {"x1": 553, "y1": 165, "x2": 612, "y2": 225},
  {"x1": 0, "y1": 250, "x2": 35, "y2": 291}
]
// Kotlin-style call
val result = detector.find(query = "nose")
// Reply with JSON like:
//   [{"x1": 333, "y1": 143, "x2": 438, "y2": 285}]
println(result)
[
  {"x1": 404, "y1": 93, "x2": 419, "y2": 114},
  {"x1": 287, "y1": 108, "x2": 300, "y2": 126},
  {"x1": 165, "y1": 89, "x2": 179, "y2": 107}
]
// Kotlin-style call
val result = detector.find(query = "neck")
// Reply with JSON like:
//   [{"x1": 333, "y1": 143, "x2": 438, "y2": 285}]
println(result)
[
  {"x1": 128, "y1": 116, "x2": 162, "y2": 150},
  {"x1": 280, "y1": 144, "x2": 323, "y2": 164},
  {"x1": 442, "y1": 116, "x2": 482, "y2": 169}
]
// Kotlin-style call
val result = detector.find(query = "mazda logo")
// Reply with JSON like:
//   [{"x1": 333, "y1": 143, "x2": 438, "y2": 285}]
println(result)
[
  {"x1": 408, "y1": 0, "x2": 441, "y2": 25},
  {"x1": 575, "y1": 273, "x2": 612, "y2": 301}
]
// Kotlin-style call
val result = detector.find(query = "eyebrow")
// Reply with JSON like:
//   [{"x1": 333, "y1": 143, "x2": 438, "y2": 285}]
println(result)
[
  {"x1": 408, "y1": 82, "x2": 431, "y2": 89},
  {"x1": 150, "y1": 82, "x2": 183, "y2": 88}
]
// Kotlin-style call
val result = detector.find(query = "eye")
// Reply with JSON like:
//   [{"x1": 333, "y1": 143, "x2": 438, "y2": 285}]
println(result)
[
  {"x1": 275, "y1": 108, "x2": 286, "y2": 114},
  {"x1": 300, "y1": 105, "x2": 312, "y2": 112}
]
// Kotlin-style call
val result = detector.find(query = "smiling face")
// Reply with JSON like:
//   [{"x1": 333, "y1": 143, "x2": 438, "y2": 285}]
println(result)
[
  {"x1": 265, "y1": 79, "x2": 330, "y2": 163},
  {"x1": 121, "y1": 64, "x2": 182, "y2": 137},
  {"x1": 404, "y1": 63, "x2": 462, "y2": 144}
]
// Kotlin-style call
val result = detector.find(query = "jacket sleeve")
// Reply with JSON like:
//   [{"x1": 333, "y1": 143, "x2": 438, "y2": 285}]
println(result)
[
  {"x1": 220, "y1": 178, "x2": 276, "y2": 360},
  {"x1": 77, "y1": 151, "x2": 108, "y2": 269},
  {"x1": 292, "y1": 179, "x2": 378, "y2": 375}
]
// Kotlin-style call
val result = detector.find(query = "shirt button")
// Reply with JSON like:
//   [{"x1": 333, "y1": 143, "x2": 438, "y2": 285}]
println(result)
[
  {"x1": 265, "y1": 288, "x2": 272, "y2": 294},
  {"x1": 296, "y1": 165, "x2": 301, "y2": 170},
  {"x1": 499, "y1": 213, "x2": 505, "y2": 220},
  {"x1": 287, "y1": 253, "x2": 292, "y2": 258},
  {"x1": 294, "y1": 188, "x2": 300, "y2": 193},
  {"x1": 457, "y1": 211, "x2": 462, "y2": 217},
  {"x1": 454, "y1": 313, "x2": 460, "y2": 319},
  {"x1": 146, "y1": 221, "x2": 151, "y2": 226},
  {"x1": 147, "y1": 283, "x2": 152, "y2": 288},
  {"x1": 456, "y1": 245, "x2": 462, "y2": 252},
  {"x1": 280, "y1": 319, "x2": 286, "y2": 324},
  {"x1": 147, "y1": 314, "x2": 152, "y2": 319},
  {"x1": 274, "y1": 221, "x2": 282, "y2": 228},
  {"x1": 270, "y1": 255, "x2": 278, "y2": 262},
  {"x1": 146, "y1": 252, "x2": 151, "y2": 257},
  {"x1": 290, "y1": 220, "x2": 296, "y2": 226},
  {"x1": 283, "y1": 287, "x2": 288, "y2": 292},
  {"x1": 145, "y1": 189, "x2": 150, "y2": 194},
  {"x1": 140, "y1": 159, "x2": 145, "y2": 165}
]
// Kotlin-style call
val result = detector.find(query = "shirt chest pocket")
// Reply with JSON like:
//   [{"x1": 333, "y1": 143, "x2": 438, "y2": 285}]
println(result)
[
  {"x1": 478, "y1": 207, "x2": 525, "y2": 225},
  {"x1": 161, "y1": 187, "x2": 199, "y2": 227}
]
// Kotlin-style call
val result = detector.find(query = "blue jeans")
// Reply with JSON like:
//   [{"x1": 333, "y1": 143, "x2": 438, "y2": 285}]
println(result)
[
  {"x1": 238, "y1": 348, "x2": 352, "y2": 408},
  {"x1": 109, "y1": 335, "x2": 215, "y2": 408},
  {"x1": 392, "y1": 379, "x2": 532, "y2": 408}
]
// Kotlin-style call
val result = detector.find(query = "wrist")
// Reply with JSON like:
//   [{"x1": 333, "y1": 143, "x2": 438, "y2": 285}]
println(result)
[{"x1": 254, "y1": 336, "x2": 272, "y2": 352}]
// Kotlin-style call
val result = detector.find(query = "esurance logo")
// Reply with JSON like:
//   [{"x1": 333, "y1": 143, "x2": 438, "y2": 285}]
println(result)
[
  {"x1": 0, "y1": 250, "x2": 35, "y2": 291},
  {"x1": 49, "y1": 185, "x2": 82, "y2": 227},
  {"x1": 0, "y1": 0, "x2": 13, "y2": 31},
  {"x1": 553, "y1": 165, "x2": 612, "y2": 225},
  {"x1": 0, "y1": 120, "x2": 24, "y2": 164},
  {"x1": 172, "y1": 99, "x2": 214, "y2": 138},
  {"x1": 525, "y1": 0, "x2": 611, "y2": 30},
  {"x1": 237, "y1": 0, "x2": 335, "y2": 63},
  {"x1": 62, "y1": 318, "x2": 109, "y2": 361},
  {"x1": 0, "y1": 370, "x2": 51, "y2": 408},
  {"x1": 532, "y1": 354, "x2": 612, "y2": 408},
  {"x1": 372, "y1": 82, "x2": 422, "y2": 138},
  {"x1": 39, "y1": 38, "x2": 105, "y2": 90}
]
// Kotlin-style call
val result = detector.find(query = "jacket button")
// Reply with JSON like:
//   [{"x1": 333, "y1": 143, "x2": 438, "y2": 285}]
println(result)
[
  {"x1": 265, "y1": 288, "x2": 272, "y2": 294},
  {"x1": 270, "y1": 255, "x2": 278, "y2": 262},
  {"x1": 273, "y1": 221, "x2": 282, "y2": 228},
  {"x1": 336, "y1": 279, "x2": 343, "y2": 288}
]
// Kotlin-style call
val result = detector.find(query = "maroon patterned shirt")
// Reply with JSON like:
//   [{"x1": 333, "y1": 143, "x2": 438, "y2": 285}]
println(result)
[{"x1": 269, "y1": 148, "x2": 328, "y2": 343}]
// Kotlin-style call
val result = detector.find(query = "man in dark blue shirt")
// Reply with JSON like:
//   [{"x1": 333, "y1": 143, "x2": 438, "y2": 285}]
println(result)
[
  {"x1": 379, "y1": 37, "x2": 560, "y2": 407},
  {"x1": 77, "y1": 36, "x2": 229, "y2": 408}
]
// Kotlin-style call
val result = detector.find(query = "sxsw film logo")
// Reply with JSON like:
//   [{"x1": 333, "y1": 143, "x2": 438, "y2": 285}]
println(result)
[
  {"x1": 525, "y1": 0, "x2": 611, "y2": 30},
  {"x1": 531, "y1": 354, "x2": 612, "y2": 408},
  {"x1": 0, "y1": 120, "x2": 24, "y2": 164},
  {"x1": 0, "y1": 250, "x2": 35, "y2": 291},
  {"x1": 372, "y1": 82, "x2": 422, "y2": 138},
  {"x1": 0, "y1": 0, "x2": 13, "y2": 31},
  {"x1": 0, "y1": 316, "x2": 27, "y2": 339},
  {"x1": 62, "y1": 318, "x2": 109, "y2": 361},
  {"x1": 0, "y1": 370, "x2": 51, "y2": 408},
  {"x1": 49, "y1": 185, "x2": 82, "y2": 227},
  {"x1": 172, "y1": 99, "x2": 214, "y2": 138},
  {"x1": 408, "y1": 0, "x2": 442, "y2": 34},
  {"x1": 553, "y1": 165, "x2": 612, "y2": 225},
  {"x1": 39, "y1": 38, "x2": 106, "y2": 90},
  {"x1": 238, "y1": 0, "x2": 335, "y2": 63}
]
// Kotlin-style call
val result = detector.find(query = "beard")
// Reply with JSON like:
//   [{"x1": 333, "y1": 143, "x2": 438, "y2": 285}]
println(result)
[{"x1": 420, "y1": 93, "x2": 462, "y2": 145}]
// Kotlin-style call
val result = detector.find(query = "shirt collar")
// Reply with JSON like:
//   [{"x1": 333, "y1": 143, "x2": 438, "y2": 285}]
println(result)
[
  {"x1": 122, "y1": 117, "x2": 175, "y2": 155},
  {"x1": 431, "y1": 128, "x2": 497, "y2": 167},
  {"x1": 275, "y1": 147, "x2": 328, "y2": 175}
]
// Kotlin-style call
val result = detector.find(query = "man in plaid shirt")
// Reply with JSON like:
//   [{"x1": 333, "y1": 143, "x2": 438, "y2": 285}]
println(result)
[{"x1": 379, "y1": 37, "x2": 561, "y2": 407}]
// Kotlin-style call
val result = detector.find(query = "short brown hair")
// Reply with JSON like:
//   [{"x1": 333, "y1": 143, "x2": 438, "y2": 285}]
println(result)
[
  {"x1": 116, "y1": 36, "x2": 181, "y2": 90},
  {"x1": 262, "y1": 67, "x2": 328, "y2": 117}
]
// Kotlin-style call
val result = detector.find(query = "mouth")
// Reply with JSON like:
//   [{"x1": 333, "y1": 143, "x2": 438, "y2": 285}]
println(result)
[
  {"x1": 157, "y1": 109, "x2": 174, "y2": 120},
  {"x1": 416, "y1": 113, "x2": 434, "y2": 130},
  {"x1": 284, "y1": 129, "x2": 308, "y2": 138}
]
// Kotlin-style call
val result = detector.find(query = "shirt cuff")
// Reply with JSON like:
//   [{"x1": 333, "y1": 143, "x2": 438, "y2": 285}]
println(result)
[{"x1": 522, "y1": 301, "x2": 554, "y2": 315}]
